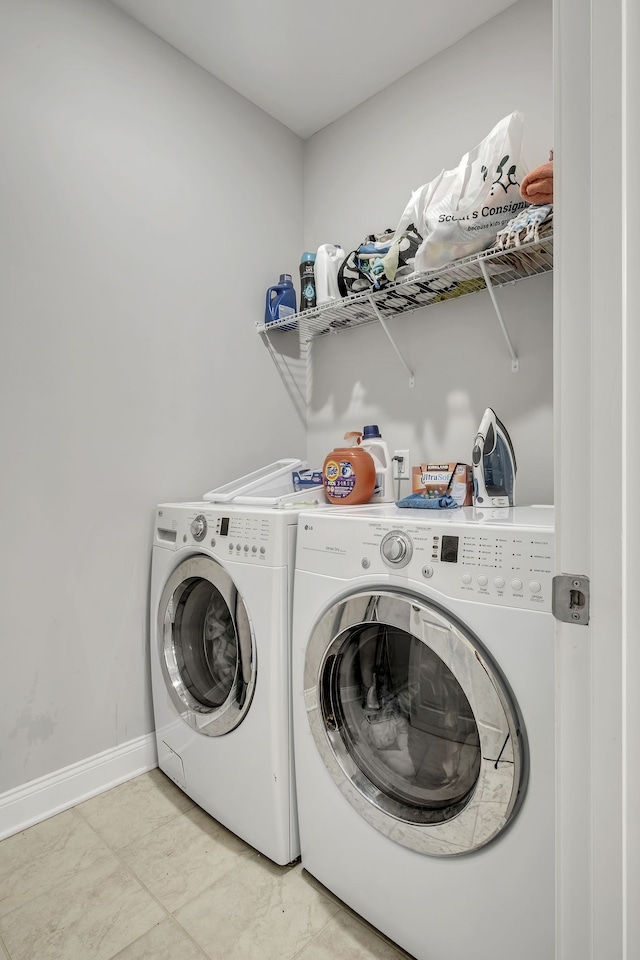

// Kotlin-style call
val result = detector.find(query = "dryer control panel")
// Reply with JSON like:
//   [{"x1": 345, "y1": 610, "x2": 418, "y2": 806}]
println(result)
[{"x1": 297, "y1": 511, "x2": 554, "y2": 612}]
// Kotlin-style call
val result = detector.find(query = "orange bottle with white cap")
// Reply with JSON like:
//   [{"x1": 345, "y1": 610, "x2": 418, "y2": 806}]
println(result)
[{"x1": 322, "y1": 432, "x2": 376, "y2": 505}]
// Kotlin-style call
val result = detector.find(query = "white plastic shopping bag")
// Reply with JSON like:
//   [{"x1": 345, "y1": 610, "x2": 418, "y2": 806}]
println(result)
[{"x1": 395, "y1": 112, "x2": 529, "y2": 272}]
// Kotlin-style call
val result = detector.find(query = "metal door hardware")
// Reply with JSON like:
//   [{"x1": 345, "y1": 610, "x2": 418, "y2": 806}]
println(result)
[{"x1": 552, "y1": 574, "x2": 590, "y2": 625}]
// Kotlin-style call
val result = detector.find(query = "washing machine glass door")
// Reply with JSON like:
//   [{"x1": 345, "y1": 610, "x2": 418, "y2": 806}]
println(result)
[
  {"x1": 304, "y1": 590, "x2": 525, "y2": 856},
  {"x1": 159, "y1": 555, "x2": 256, "y2": 736}
]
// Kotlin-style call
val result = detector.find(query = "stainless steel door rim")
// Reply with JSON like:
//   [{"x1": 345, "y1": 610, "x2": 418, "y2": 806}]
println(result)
[
  {"x1": 304, "y1": 589, "x2": 526, "y2": 856},
  {"x1": 159, "y1": 555, "x2": 256, "y2": 737}
]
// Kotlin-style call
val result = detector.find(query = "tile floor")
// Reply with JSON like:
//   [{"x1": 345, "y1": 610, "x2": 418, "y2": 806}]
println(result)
[{"x1": 0, "y1": 769, "x2": 414, "y2": 960}]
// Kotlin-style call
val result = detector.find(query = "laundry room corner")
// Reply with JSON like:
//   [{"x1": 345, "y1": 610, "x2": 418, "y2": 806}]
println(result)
[
  {"x1": 0, "y1": 0, "x2": 305, "y2": 830},
  {"x1": 1, "y1": 0, "x2": 637, "y2": 957},
  {"x1": 301, "y1": 0, "x2": 553, "y2": 508}
]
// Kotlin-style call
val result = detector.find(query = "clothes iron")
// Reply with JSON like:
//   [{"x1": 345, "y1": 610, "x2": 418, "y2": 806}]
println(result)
[{"x1": 471, "y1": 408, "x2": 517, "y2": 506}]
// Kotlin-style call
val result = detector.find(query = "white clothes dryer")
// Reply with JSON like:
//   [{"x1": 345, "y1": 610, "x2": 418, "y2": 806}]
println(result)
[
  {"x1": 292, "y1": 504, "x2": 555, "y2": 960},
  {"x1": 150, "y1": 500, "x2": 302, "y2": 865}
]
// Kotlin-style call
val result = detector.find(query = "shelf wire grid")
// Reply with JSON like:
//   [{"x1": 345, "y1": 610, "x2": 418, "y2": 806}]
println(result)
[{"x1": 256, "y1": 235, "x2": 553, "y2": 342}]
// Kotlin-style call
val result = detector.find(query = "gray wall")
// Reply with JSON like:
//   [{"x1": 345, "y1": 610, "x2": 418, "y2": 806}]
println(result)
[
  {"x1": 303, "y1": 0, "x2": 554, "y2": 507},
  {"x1": 0, "y1": 0, "x2": 305, "y2": 793},
  {"x1": 0, "y1": 0, "x2": 553, "y2": 799}
]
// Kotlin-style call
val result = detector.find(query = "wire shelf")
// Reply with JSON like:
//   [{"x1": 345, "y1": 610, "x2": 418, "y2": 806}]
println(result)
[{"x1": 256, "y1": 235, "x2": 553, "y2": 342}]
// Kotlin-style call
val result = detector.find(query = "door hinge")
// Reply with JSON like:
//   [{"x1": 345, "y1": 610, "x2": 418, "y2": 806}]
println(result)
[{"x1": 552, "y1": 574, "x2": 590, "y2": 625}]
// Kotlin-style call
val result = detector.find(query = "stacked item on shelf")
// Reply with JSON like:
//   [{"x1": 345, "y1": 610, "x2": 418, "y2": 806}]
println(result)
[
  {"x1": 259, "y1": 122, "x2": 554, "y2": 340},
  {"x1": 499, "y1": 151, "x2": 554, "y2": 248},
  {"x1": 283, "y1": 232, "x2": 553, "y2": 343}
]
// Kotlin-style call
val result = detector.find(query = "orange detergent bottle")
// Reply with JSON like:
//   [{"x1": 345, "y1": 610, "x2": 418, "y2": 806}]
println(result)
[{"x1": 322, "y1": 432, "x2": 376, "y2": 505}]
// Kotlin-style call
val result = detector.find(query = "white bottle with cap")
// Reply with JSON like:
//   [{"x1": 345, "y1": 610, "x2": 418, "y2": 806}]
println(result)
[
  {"x1": 315, "y1": 244, "x2": 345, "y2": 305},
  {"x1": 359, "y1": 425, "x2": 394, "y2": 503}
]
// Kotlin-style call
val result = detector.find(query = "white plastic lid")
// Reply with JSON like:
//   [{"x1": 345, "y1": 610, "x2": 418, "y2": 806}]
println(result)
[{"x1": 203, "y1": 459, "x2": 307, "y2": 503}]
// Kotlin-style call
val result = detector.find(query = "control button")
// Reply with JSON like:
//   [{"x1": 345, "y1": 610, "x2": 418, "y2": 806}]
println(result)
[
  {"x1": 361, "y1": 558, "x2": 370, "y2": 569},
  {"x1": 494, "y1": 577, "x2": 505, "y2": 589},
  {"x1": 422, "y1": 565, "x2": 434, "y2": 579},
  {"x1": 236, "y1": 544, "x2": 241, "y2": 552},
  {"x1": 511, "y1": 578, "x2": 523, "y2": 591},
  {"x1": 462, "y1": 574, "x2": 472, "y2": 584},
  {"x1": 244, "y1": 544, "x2": 249, "y2": 552},
  {"x1": 252, "y1": 546, "x2": 257, "y2": 554},
  {"x1": 260, "y1": 546, "x2": 266, "y2": 555},
  {"x1": 478, "y1": 575, "x2": 488, "y2": 587},
  {"x1": 210, "y1": 538, "x2": 216, "y2": 548},
  {"x1": 529, "y1": 580, "x2": 542, "y2": 594},
  {"x1": 228, "y1": 543, "x2": 234, "y2": 551}
]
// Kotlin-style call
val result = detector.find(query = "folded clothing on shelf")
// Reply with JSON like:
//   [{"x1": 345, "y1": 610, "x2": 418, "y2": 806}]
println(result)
[
  {"x1": 520, "y1": 158, "x2": 553, "y2": 204},
  {"x1": 496, "y1": 204, "x2": 553, "y2": 250}
]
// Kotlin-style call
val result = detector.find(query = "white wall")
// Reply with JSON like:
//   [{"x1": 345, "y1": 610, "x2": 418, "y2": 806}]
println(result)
[
  {"x1": 303, "y1": 0, "x2": 554, "y2": 507},
  {"x1": 0, "y1": 0, "x2": 304, "y2": 794}
]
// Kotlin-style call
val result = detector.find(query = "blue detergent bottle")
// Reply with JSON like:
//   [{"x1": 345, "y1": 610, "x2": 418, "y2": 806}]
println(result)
[{"x1": 265, "y1": 274, "x2": 297, "y2": 325}]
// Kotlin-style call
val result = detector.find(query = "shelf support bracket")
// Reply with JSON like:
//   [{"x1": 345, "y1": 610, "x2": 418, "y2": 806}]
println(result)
[
  {"x1": 479, "y1": 260, "x2": 519, "y2": 372},
  {"x1": 260, "y1": 328, "x2": 308, "y2": 424},
  {"x1": 367, "y1": 296, "x2": 415, "y2": 387}
]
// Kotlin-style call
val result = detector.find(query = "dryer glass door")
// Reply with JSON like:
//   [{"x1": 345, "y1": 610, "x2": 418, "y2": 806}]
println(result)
[
  {"x1": 305, "y1": 590, "x2": 525, "y2": 856},
  {"x1": 159, "y1": 556, "x2": 256, "y2": 736}
]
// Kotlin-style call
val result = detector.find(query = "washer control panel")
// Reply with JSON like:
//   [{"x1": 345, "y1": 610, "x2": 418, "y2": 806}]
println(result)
[
  {"x1": 424, "y1": 527, "x2": 553, "y2": 608},
  {"x1": 155, "y1": 506, "x2": 292, "y2": 565},
  {"x1": 298, "y1": 512, "x2": 554, "y2": 611},
  {"x1": 213, "y1": 513, "x2": 271, "y2": 560}
]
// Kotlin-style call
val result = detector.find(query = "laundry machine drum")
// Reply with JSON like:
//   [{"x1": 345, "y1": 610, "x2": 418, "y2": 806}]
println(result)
[
  {"x1": 304, "y1": 590, "x2": 526, "y2": 856},
  {"x1": 159, "y1": 555, "x2": 256, "y2": 736}
]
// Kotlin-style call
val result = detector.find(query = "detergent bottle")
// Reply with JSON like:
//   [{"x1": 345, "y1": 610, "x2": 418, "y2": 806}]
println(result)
[
  {"x1": 322, "y1": 432, "x2": 376, "y2": 505},
  {"x1": 299, "y1": 253, "x2": 317, "y2": 310},
  {"x1": 265, "y1": 274, "x2": 297, "y2": 325},
  {"x1": 359, "y1": 425, "x2": 394, "y2": 503},
  {"x1": 315, "y1": 244, "x2": 345, "y2": 304}
]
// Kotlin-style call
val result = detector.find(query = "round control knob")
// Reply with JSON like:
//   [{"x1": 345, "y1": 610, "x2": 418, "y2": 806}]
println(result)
[
  {"x1": 384, "y1": 538, "x2": 406, "y2": 562},
  {"x1": 190, "y1": 515, "x2": 207, "y2": 541},
  {"x1": 494, "y1": 577, "x2": 505, "y2": 589},
  {"x1": 381, "y1": 531, "x2": 413, "y2": 567},
  {"x1": 529, "y1": 580, "x2": 542, "y2": 594},
  {"x1": 478, "y1": 575, "x2": 489, "y2": 587},
  {"x1": 511, "y1": 578, "x2": 523, "y2": 592},
  {"x1": 462, "y1": 574, "x2": 472, "y2": 584},
  {"x1": 422, "y1": 565, "x2": 434, "y2": 579}
]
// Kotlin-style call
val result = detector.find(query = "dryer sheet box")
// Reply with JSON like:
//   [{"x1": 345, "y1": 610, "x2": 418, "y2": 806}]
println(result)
[
  {"x1": 292, "y1": 469, "x2": 324, "y2": 491},
  {"x1": 411, "y1": 462, "x2": 473, "y2": 506}
]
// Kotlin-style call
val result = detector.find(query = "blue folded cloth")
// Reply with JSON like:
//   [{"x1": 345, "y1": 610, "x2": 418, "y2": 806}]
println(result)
[{"x1": 395, "y1": 494, "x2": 459, "y2": 509}]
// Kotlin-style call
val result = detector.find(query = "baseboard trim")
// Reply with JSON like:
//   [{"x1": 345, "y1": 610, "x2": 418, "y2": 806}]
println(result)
[{"x1": 0, "y1": 734, "x2": 158, "y2": 840}]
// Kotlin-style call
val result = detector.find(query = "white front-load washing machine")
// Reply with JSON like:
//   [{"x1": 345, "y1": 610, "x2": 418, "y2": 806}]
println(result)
[
  {"x1": 150, "y1": 500, "x2": 301, "y2": 865},
  {"x1": 292, "y1": 504, "x2": 555, "y2": 960}
]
